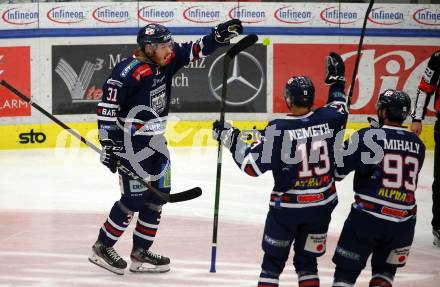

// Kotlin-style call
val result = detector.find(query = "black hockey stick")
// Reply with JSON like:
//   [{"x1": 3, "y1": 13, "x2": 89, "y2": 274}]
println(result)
[
  {"x1": 347, "y1": 0, "x2": 375, "y2": 112},
  {"x1": 210, "y1": 33, "x2": 258, "y2": 273},
  {"x1": 0, "y1": 80, "x2": 202, "y2": 203}
]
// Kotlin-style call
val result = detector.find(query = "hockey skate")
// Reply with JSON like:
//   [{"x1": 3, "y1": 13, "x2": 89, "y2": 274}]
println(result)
[
  {"x1": 434, "y1": 229, "x2": 440, "y2": 248},
  {"x1": 88, "y1": 241, "x2": 127, "y2": 275},
  {"x1": 129, "y1": 247, "x2": 170, "y2": 273}
]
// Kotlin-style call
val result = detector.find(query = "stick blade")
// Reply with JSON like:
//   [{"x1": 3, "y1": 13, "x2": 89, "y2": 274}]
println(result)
[
  {"x1": 169, "y1": 187, "x2": 202, "y2": 203},
  {"x1": 226, "y1": 34, "x2": 258, "y2": 59}
]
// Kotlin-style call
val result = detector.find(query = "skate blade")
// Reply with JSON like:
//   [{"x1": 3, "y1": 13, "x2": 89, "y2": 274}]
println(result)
[
  {"x1": 88, "y1": 254, "x2": 125, "y2": 275},
  {"x1": 129, "y1": 261, "x2": 170, "y2": 273}
]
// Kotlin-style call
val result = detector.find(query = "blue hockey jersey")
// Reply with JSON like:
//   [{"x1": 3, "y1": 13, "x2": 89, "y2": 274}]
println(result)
[
  {"x1": 97, "y1": 33, "x2": 225, "y2": 140},
  {"x1": 335, "y1": 126, "x2": 426, "y2": 222},
  {"x1": 232, "y1": 85, "x2": 348, "y2": 209}
]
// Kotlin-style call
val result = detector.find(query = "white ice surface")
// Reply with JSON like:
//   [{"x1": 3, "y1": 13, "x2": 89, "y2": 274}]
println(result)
[{"x1": 0, "y1": 147, "x2": 435, "y2": 249}]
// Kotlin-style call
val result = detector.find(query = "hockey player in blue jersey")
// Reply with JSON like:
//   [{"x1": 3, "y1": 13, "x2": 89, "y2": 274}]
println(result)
[
  {"x1": 331, "y1": 90, "x2": 426, "y2": 287},
  {"x1": 213, "y1": 53, "x2": 347, "y2": 287},
  {"x1": 89, "y1": 20, "x2": 243, "y2": 275}
]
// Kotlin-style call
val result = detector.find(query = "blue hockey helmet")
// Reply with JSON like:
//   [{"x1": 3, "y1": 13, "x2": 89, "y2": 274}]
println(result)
[
  {"x1": 285, "y1": 76, "x2": 315, "y2": 108},
  {"x1": 376, "y1": 89, "x2": 411, "y2": 122},
  {"x1": 137, "y1": 24, "x2": 173, "y2": 50}
]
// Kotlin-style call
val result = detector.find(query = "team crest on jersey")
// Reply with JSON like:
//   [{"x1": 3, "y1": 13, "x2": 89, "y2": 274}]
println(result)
[{"x1": 150, "y1": 84, "x2": 166, "y2": 113}]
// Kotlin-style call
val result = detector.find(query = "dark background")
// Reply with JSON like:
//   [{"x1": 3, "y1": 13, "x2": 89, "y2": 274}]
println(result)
[{"x1": 52, "y1": 43, "x2": 266, "y2": 115}]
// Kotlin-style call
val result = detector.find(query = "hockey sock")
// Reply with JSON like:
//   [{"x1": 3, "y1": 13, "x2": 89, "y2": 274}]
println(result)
[
  {"x1": 369, "y1": 272, "x2": 394, "y2": 287},
  {"x1": 298, "y1": 270, "x2": 320, "y2": 287},
  {"x1": 332, "y1": 266, "x2": 360, "y2": 287},
  {"x1": 98, "y1": 201, "x2": 133, "y2": 247},
  {"x1": 257, "y1": 270, "x2": 279, "y2": 287},
  {"x1": 133, "y1": 202, "x2": 162, "y2": 249}
]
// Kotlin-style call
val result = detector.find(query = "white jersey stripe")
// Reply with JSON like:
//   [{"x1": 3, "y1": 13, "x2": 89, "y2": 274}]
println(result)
[
  {"x1": 97, "y1": 116, "x2": 117, "y2": 122},
  {"x1": 97, "y1": 102, "x2": 119, "y2": 109},
  {"x1": 356, "y1": 204, "x2": 415, "y2": 223},
  {"x1": 356, "y1": 193, "x2": 415, "y2": 210}
]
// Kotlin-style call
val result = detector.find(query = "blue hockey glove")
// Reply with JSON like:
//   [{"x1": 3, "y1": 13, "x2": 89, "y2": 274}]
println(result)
[
  {"x1": 213, "y1": 19, "x2": 243, "y2": 44},
  {"x1": 325, "y1": 52, "x2": 346, "y2": 86},
  {"x1": 100, "y1": 139, "x2": 124, "y2": 173},
  {"x1": 212, "y1": 120, "x2": 240, "y2": 150}
]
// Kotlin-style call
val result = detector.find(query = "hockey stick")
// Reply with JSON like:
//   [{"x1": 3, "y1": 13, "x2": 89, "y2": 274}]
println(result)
[
  {"x1": 0, "y1": 80, "x2": 202, "y2": 203},
  {"x1": 210, "y1": 33, "x2": 258, "y2": 273},
  {"x1": 346, "y1": 0, "x2": 375, "y2": 112}
]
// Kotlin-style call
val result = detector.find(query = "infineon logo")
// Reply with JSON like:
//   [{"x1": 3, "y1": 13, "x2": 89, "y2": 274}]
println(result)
[
  {"x1": 274, "y1": 6, "x2": 312, "y2": 24},
  {"x1": 46, "y1": 6, "x2": 85, "y2": 24},
  {"x1": 320, "y1": 7, "x2": 357, "y2": 24},
  {"x1": 368, "y1": 7, "x2": 404, "y2": 25},
  {"x1": 138, "y1": 6, "x2": 174, "y2": 23},
  {"x1": 2, "y1": 7, "x2": 38, "y2": 25},
  {"x1": 228, "y1": 6, "x2": 266, "y2": 23},
  {"x1": 413, "y1": 8, "x2": 440, "y2": 26},
  {"x1": 183, "y1": 6, "x2": 220, "y2": 23},
  {"x1": 92, "y1": 6, "x2": 129, "y2": 23}
]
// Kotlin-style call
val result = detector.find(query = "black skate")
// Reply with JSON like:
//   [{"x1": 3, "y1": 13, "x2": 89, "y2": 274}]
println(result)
[
  {"x1": 434, "y1": 229, "x2": 440, "y2": 248},
  {"x1": 88, "y1": 241, "x2": 127, "y2": 275},
  {"x1": 129, "y1": 247, "x2": 170, "y2": 273}
]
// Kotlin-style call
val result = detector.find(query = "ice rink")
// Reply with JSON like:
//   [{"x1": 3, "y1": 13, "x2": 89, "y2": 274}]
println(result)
[{"x1": 0, "y1": 147, "x2": 438, "y2": 286}]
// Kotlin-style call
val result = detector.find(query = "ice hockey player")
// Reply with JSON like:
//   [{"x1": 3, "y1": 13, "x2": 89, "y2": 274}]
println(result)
[
  {"x1": 212, "y1": 52, "x2": 347, "y2": 287},
  {"x1": 331, "y1": 89, "x2": 426, "y2": 287},
  {"x1": 410, "y1": 50, "x2": 440, "y2": 247},
  {"x1": 89, "y1": 20, "x2": 243, "y2": 275}
]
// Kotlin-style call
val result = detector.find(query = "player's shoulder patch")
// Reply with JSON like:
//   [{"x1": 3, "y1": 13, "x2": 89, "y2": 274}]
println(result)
[
  {"x1": 120, "y1": 59, "x2": 141, "y2": 78},
  {"x1": 132, "y1": 64, "x2": 153, "y2": 82}
]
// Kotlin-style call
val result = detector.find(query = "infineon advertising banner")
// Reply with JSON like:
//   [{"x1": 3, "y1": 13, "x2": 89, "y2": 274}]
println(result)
[
  {"x1": 0, "y1": 46, "x2": 31, "y2": 117},
  {"x1": 1, "y1": 2, "x2": 439, "y2": 30},
  {"x1": 273, "y1": 44, "x2": 439, "y2": 116},
  {"x1": 52, "y1": 44, "x2": 266, "y2": 114}
]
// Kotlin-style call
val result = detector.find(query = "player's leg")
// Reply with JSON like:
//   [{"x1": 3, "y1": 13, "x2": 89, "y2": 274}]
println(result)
[
  {"x1": 369, "y1": 266, "x2": 396, "y2": 287},
  {"x1": 258, "y1": 209, "x2": 295, "y2": 287},
  {"x1": 370, "y1": 250, "x2": 398, "y2": 287},
  {"x1": 89, "y1": 141, "x2": 155, "y2": 275},
  {"x1": 293, "y1": 209, "x2": 333, "y2": 287},
  {"x1": 130, "y1": 151, "x2": 171, "y2": 273},
  {"x1": 332, "y1": 211, "x2": 372, "y2": 286},
  {"x1": 369, "y1": 219, "x2": 415, "y2": 287},
  {"x1": 433, "y1": 118, "x2": 440, "y2": 247},
  {"x1": 89, "y1": 198, "x2": 134, "y2": 275}
]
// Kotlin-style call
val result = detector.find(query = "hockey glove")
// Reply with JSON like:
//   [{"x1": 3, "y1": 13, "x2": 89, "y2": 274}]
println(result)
[
  {"x1": 100, "y1": 139, "x2": 124, "y2": 173},
  {"x1": 212, "y1": 120, "x2": 240, "y2": 151},
  {"x1": 213, "y1": 19, "x2": 243, "y2": 44},
  {"x1": 325, "y1": 52, "x2": 346, "y2": 86}
]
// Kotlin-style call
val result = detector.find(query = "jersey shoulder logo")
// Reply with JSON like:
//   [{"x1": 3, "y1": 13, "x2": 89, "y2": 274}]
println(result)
[{"x1": 120, "y1": 59, "x2": 141, "y2": 78}]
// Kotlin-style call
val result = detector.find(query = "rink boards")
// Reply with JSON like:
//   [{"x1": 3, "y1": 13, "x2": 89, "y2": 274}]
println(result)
[{"x1": 0, "y1": 121, "x2": 434, "y2": 150}]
